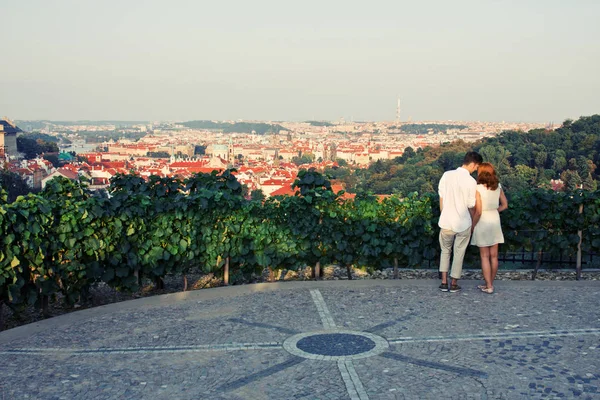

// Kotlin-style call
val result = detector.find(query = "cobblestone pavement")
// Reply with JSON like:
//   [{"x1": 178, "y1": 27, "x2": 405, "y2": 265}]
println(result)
[{"x1": 1, "y1": 279, "x2": 599, "y2": 400}]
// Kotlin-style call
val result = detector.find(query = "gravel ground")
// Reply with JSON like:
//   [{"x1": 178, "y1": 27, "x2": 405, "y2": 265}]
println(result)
[{"x1": 2, "y1": 266, "x2": 598, "y2": 332}]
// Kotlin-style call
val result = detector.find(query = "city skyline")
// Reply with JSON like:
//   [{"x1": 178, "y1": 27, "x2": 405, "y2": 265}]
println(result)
[{"x1": 2, "y1": 0, "x2": 600, "y2": 123}]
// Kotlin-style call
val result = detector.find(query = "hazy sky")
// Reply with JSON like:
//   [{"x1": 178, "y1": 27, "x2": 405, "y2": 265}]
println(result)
[{"x1": 2, "y1": 0, "x2": 599, "y2": 122}]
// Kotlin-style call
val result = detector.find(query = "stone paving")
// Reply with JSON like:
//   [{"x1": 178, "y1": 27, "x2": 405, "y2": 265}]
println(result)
[{"x1": 0, "y1": 279, "x2": 599, "y2": 400}]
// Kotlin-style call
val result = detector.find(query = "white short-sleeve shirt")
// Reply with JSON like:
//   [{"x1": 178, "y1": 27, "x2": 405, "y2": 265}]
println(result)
[{"x1": 438, "y1": 167, "x2": 477, "y2": 232}]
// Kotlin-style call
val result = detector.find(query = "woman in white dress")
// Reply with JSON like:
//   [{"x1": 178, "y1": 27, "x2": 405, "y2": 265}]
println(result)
[{"x1": 471, "y1": 163, "x2": 508, "y2": 294}]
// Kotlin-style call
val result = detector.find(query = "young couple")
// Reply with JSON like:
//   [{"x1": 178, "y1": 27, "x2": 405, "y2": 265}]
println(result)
[{"x1": 437, "y1": 152, "x2": 508, "y2": 294}]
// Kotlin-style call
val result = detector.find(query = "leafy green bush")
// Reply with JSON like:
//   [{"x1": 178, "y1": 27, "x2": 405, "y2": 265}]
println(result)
[{"x1": 1, "y1": 169, "x2": 599, "y2": 314}]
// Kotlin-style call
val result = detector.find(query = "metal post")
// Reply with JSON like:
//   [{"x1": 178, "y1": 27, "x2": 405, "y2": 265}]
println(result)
[
  {"x1": 576, "y1": 203, "x2": 583, "y2": 280},
  {"x1": 224, "y1": 257, "x2": 230, "y2": 286},
  {"x1": 532, "y1": 250, "x2": 542, "y2": 280}
]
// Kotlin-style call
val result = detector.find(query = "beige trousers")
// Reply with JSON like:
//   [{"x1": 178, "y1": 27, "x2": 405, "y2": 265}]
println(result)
[{"x1": 439, "y1": 227, "x2": 471, "y2": 280}]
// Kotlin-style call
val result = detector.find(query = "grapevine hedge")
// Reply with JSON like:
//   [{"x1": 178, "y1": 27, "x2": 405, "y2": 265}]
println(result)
[{"x1": 1, "y1": 170, "x2": 600, "y2": 313}]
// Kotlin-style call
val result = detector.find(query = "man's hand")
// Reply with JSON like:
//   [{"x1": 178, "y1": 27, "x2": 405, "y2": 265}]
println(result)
[{"x1": 470, "y1": 191, "x2": 482, "y2": 227}]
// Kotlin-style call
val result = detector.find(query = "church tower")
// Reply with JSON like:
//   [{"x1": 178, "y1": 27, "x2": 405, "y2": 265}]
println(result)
[{"x1": 228, "y1": 136, "x2": 234, "y2": 163}]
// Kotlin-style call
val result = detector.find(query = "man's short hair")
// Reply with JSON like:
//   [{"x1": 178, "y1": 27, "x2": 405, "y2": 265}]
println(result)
[{"x1": 463, "y1": 151, "x2": 483, "y2": 165}]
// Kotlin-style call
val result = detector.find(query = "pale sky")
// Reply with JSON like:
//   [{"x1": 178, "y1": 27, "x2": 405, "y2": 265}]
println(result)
[{"x1": 2, "y1": 0, "x2": 599, "y2": 123}]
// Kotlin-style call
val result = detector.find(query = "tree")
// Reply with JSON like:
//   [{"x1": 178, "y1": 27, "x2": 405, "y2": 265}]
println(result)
[
  {"x1": 568, "y1": 158, "x2": 578, "y2": 171},
  {"x1": 436, "y1": 151, "x2": 460, "y2": 171},
  {"x1": 583, "y1": 174, "x2": 597, "y2": 191},
  {"x1": 576, "y1": 156, "x2": 593, "y2": 177},
  {"x1": 335, "y1": 158, "x2": 348, "y2": 167},
  {"x1": 419, "y1": 182, "x2": 434, "y2": 194},
  {"x1": 292, "y1": 154, "x2": 314, "y2": 166},
  {"x1": 241, "y1": 183, "x2": 249, "y2": 198},
  {"x1": 325, "y1": 166, "x2": 351, "y2": 181},
  {"x1": 371, "y1": 160, "x2": 386, "y2": 174},
  {"x1": 561, "y1": 170, "x2": 582, "y2": 191},
  {"x1": 534, "y1": 151, "x2": 548, "y2": 170},
  {"x1": 40, "y1": 140, "x2": 59, "y2": 153},
  {"x1": 147, "y1": 151, "x2": 171, "y2": 158},
  {"x1": 43, "y1": 154, "x2": 60, "y2": 167},
  {"x1": 551, "y1": 150, "x2": 567, "y2": 172},
  {"x1": 401, "y1": 146, "x2": 416, "y2": 162},
  {"x1": 511, "y1": 146, "x2": 532, "y2": 167},
  {"x1": 0, "y1": 170, "x2": 33, "y2": 202},
  {"x1": 250, "y1": 189, "x2": 266, "y2": 201},
  {"x1": 16, "y1": 136, "x2": 40, "y2": 159},
  {"x1": 181, "y1": 121, "x2": 285, "y2": 135},
  {"x1": 502, "y1": 165, "x2": 538, "y2": 192},
  {"x1": 17, "y1": 135, "x2": 59, "y2": 159},
  {"x1": 194, "y1": 145, "x2": 206, "y2": 155},
  {"x1": 515, "y1": 165, "x2": 538, "y2": 185},
  {"x1": 479, "y1": 145, "x2": 511, "y2": 170},
  {"x1": 542, "y1": 168, "x2": 556, "y2": 181}
]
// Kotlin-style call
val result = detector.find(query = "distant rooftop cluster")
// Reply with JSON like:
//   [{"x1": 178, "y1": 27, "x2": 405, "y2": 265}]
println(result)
[{"x1": 3, "y1": 118, "x2": 550, "y2": 196}]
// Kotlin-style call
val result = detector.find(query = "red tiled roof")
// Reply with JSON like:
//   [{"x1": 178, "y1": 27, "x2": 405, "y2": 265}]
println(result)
[
  {"x1": 170, "y1": 161, "x2": 206, "y2": 168},
  {"x1": 261, "y1": 179, "x2": 285, "y2": 186},
  {"x1": 331, "y1": 184, "x2": 344, "y2": 193},
  {"x1": 270, "y1": 186, "x2": 298, "y2": 196},
  {"x1": 56, "y1": 168, "x2": 79, "y2": 180},
  {"x1": 192, "y1": 167, "x2": 225, "y2": 174},
  {"x1": 14, "y1": 168, "x2": 33, "y2": 176},
  {"x1": 101, "y1": 161, "x2": 127, "y2": 168}
]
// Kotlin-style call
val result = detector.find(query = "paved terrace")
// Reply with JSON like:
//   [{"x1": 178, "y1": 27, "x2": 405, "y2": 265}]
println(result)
[{"x1": 0, "y1": 279, "x2": 599, "y2": 400}]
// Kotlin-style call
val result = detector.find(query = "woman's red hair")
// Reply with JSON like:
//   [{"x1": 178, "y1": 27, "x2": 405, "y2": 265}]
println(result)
[{"x1": 477, "y1": 162, "x2": 499, "y2": 190}]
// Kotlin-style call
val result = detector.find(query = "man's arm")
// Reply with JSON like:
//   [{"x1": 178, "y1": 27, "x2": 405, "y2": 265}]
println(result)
[
  {"x1": 438, "y1": 173, "x2": 446, "y2": 213},
  {"x1": 470, "y1": 191, "x2": 482, "y2": 229}
]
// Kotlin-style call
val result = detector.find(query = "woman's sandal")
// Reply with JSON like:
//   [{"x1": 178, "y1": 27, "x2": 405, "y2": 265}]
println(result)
[
  {"x1": 480, "y1": 287, "x2": 494, "y2": 294},
  {"x1": 477, "y1": 284, "x2": 486, "y2": 290}
]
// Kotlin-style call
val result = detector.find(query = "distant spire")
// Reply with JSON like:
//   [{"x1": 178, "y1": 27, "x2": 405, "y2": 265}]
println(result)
[{"x1": 228, "y1": 135, "x2": 234, "y2": 163}]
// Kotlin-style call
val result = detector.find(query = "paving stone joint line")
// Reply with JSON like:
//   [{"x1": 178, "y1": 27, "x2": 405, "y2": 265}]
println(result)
[
  {"x1": 310, "y1": 289, "x2": 371, "y2": 400},
  {"x1": 387, "y1": 328, "x2": 600, "y2": 344}
]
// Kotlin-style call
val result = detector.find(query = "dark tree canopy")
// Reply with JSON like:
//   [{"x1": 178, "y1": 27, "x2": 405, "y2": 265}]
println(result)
[
  {"x1": 0, "y1": 170, "x2": 34, "y2": 202},
  {"x1": 181, "y1": 121, "x2": 285, "y2": 135},
  {"x1": 17, "y1": 134, "x2": 60, "y2": 159}
]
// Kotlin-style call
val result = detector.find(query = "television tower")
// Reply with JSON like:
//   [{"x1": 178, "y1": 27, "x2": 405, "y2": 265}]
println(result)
[{"x1": 396, "y1": 97, "x2": 401, "y2": 125}]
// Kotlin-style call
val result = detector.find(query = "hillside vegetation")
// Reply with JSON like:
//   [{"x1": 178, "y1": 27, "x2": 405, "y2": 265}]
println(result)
[
  {"x1": 181, "y1": 120, "x2": 285, "y2": 134},
  {"x1": 340, "y1": 115, "x2": 600, "y2": 195}
]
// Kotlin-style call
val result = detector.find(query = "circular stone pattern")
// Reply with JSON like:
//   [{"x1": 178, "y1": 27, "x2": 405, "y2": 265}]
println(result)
[
  {"x1": 297, "y1": 333, "x2": 376, "y2": 356},
  {"x1": 283, "y1": 329, "x2": 389, "y2": 361}
]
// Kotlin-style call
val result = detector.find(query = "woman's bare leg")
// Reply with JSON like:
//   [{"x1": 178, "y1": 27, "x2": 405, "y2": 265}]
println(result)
[
  {"x1": 479, "y1": 247, "x2": 492, "y2": 289},
  {"x1": 490, "y1": 244, "x2": 499, "y2": 286}
]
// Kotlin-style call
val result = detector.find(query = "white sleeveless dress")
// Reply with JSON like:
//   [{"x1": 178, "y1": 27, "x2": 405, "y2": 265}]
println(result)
[{"x1": 471, "y1": 184, "x2": 504, "y2": 247}]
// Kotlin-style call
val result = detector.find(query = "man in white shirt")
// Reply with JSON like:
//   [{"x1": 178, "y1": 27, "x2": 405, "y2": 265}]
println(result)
[{"x1": 438, "y1": 151, "x2": 483, "y2": 293}]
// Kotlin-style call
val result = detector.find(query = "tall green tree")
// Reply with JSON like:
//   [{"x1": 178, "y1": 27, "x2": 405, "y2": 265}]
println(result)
[{"x1": 0, "y1": 170, "x2": 33, "y2": 202}]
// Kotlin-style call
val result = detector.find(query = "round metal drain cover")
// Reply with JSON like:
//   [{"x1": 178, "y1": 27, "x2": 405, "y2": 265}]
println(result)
[
  {"x1": 297, "y1": 333, "x2": 376, "y2": 356},
  {"x1": 283, "y1": 330, "x2": 389, "y2": 361}
]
